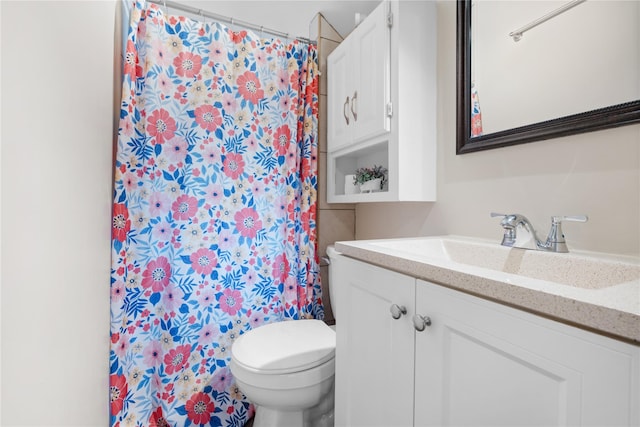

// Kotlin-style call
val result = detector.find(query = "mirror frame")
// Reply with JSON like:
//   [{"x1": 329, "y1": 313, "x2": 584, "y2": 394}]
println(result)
[{"x1": 456, "y1": 0, "x2": 640, "y2": 154}]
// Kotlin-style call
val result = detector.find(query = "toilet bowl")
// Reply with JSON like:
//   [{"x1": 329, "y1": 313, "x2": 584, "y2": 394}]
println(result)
[{"x1": 230, "y1": 319, "x2": 336, "y2": 427}]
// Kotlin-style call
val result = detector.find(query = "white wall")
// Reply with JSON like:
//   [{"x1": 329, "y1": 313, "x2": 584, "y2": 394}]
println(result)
[
  {"x1": 1, "y1": 1, "x2": 116, "y2": 425},
  {"x1": 356, "y1": 1, "x2": 640, "y2": 257}
]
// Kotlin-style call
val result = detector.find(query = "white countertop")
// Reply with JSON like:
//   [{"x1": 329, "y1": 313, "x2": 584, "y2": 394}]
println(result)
[{"x1": 334, "y1": 236, "x2": 640, "y2": 343}]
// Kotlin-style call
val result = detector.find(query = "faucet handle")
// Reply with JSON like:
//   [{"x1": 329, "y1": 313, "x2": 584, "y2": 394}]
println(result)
[
  {"x1": 546, "y1": 215, "x2": 588, "y2": 253},
  {"x1": 490, "y1": 212, "x2": 507, "y2": 218},
  {"x1": 551, "y1": 215, "x2": 588, "y2": 224}
]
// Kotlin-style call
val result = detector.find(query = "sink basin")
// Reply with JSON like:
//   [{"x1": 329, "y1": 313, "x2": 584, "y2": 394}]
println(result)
[{"x1": 367, "y1": 237, "x2": 640, "y2": 289}]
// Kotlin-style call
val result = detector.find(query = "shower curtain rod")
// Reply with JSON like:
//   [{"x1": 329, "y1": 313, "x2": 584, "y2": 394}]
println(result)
[{"x1": 147, "y1": 0, "x2": 316, "y2": 44}]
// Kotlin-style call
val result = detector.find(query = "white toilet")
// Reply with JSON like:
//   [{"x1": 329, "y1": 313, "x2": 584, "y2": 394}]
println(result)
[{"x1": 230, "y1": 247, "x2": 340, "y2": 427}]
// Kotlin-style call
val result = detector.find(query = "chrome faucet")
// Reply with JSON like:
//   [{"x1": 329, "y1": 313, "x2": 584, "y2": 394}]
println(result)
[{"x1": 491, "y1": 213, "x2": 588, "y2": 253}]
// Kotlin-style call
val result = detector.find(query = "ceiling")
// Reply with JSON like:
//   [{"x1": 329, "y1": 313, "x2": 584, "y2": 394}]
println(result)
[{"x1": 173, "y1": 1, "x2": 382, "y2": 40}]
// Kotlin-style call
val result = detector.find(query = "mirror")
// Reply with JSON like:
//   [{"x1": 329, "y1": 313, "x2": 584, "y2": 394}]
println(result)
[{"x1": 457, "y1": 0, "x2": 640, "y2": 154}]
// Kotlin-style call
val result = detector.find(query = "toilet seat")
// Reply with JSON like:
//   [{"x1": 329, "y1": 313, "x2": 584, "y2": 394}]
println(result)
[
  {"x1": 231, "y1": 319, "x2": 336, "y2": 375},
  {"x1": 231, "y1": 319, "x2": 336, "y2": 391}
]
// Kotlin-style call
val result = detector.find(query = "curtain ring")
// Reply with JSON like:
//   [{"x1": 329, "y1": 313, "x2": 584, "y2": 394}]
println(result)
[
  {"x1": 260, "y1": 26, "x2": 264, "y2": 39},
  {"x1": 200, "y1": 9, "x2": 206, "y2": 29},
  {"x1": 162, "y1": 0, "x2": 168, "y2": 16}
]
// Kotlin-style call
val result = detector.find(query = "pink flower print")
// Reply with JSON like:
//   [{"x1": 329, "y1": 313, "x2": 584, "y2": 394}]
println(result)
[
  {"x1": 110, "y1": 374, "x2": 128, "y2": 415},
  {"x1": 149, "y1": 192, "x2": 171, "y2": 217},
  {"x1": 149, "y1": 407, "x2": 169, "y2": 427},
  {"x1": 113, "y1": 334, "x2": 129, "y2": 358},
  {"x1": 157, "y1": 73, "x2": 174, "y2": 95},
  {"x1": 202, "y1": 145, "x2": 220, "y2": 165},
  {"x1": 218, "y1": 288, "x2": 244, "y2": 316},
  {"x1": 284, "y1": 276, "x2": 297, "y2": 300},
  {"x1": 162, "y1": 282, "x2": 184, "y2": 312},
  {"x1": 248, "y1": 310, "x2": 265, "y2": 328},
  {"x1": 152, "y1": 39, "x2": 172, "y2": 67},
  {"x1": 194, "y1": 104, "x2": 222, "y2": 132},
  {"x1": 123, "y1": 40, "x2": 138, "y2": 81},
  {"x1": 152, "y1": 219, "x2": 172, "y2": 242},
  {"x1": 211, "y1": 368, "x2": 233, "y2": 392},
  {"x1": 173, "y1": 52, "x2": 202, "y2": 78},
  {"x1": 273, "y1": 254, "x2": 290, "y2": 282},
  {"x1": 112, "y1": 203, "x2": 130, "y2": 242},
  {"x1": 243, "y1": 269, "x2": 258, "y2": 287},
  {"x1": 143, "y1": 340, "x2": 163, "y2": 367},
  {"x1": 209, "y1": 40, "x2": 227, "y2": 64},
  {"x1": 147, "y1": 108, "x2": 176, "y2": 144},
  {"x1": 141, "y1": 256, "x2": 171, "y2": 292},
  {"x1": 199, "y1": 323, "x2": 219, "y2": 344},
  {"x1": 185, "y1": 392, "x2": 215, "y2": 425},
  {"x1": 217, "y1": 229, "x2": 235, "y2": 251},
  {"x1": 273, "y1": 125, "x2": 291, "y2": 156},
  {"x1": 254, "y1": 50, "x2": 267, "y2": 66},
  {"x1": 234, "y1": 207, "x2": 262, "y2": 239},
  {"x1": 275, "y1": 196, "x2": 288, "y2": 217},
  {"x1": 163, "y1": 344, "x2": 190, "y2": 375},
  {"x1": 172, "y1": 195, "x2": 198, "y2": 221},
  {"x1": 122, "y1": 172, "x2": 139, "y2": 193},
  {"x1": 279, "y1": 93, "x2": 291, "y2": 112},
  {"x1": 237, "y1": 71, "x2": 264, "y2": 104},
  {"x1": 197, "y1": 287, "x2": 216, "y2": 307},
  {"x1": 190, "y1": 248, "x2": 218, "y2": 276},
  {"x1": 111, "y1": 280, "x2": 126, "y2": 303},
  {"x1": 223, "y1": 153, "x2": 245, "y2": 180},
  {"x1": 222, "y1": 93, "x2": 238, "y2": 114},
  {"x1": 245, "y1": 134, "x2": 259, "y2": 152},
  {"x1": 164, "y1": 137, "x2": 188, "y2": 163},
  {"x1": 277, "y1": 69, "x2": 289, "y2": 89},
  {"x1": 203, "y1": 183, "x2": 224, "y2": 206}
]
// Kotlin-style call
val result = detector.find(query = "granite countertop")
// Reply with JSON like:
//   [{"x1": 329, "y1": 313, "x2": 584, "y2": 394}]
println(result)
[{"x1": 334, "y1": 236, "x2": 640, "y2": 344}]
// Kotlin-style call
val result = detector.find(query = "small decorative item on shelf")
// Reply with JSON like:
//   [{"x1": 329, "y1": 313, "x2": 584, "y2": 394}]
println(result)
[
  {"x1": 344, "y1": 174, "x2": 359, "y2": 195},
  {"x1": 353, "y1": 165, "x2": 388, "y2": 193}
]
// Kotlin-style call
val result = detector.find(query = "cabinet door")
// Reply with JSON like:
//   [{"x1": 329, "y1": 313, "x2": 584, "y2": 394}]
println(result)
[
  {"x1": 326, "y1": 40, "x2": 352, "y2": 152},
  {"x1": 414, "y1": 280, "x2": 640, "y2": 426},
  {"x1": 333, "y1": 256, "x2": 415, "y2": 427},
  {"x1": 350, "y1": 1, "x2": 390, "y2": 144}
]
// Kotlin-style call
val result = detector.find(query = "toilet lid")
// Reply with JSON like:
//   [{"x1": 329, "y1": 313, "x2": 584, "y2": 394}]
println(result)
[{"x1": 231, "y1": 319, "x2": 336, "y2": 374}]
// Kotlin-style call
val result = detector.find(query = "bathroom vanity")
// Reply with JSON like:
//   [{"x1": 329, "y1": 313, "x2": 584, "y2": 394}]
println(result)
[{"x1": 331, "y1": 236, "x2": 639, "y2": 426}]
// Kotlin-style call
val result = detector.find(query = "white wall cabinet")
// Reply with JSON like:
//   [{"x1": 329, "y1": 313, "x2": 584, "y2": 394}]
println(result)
[
  {"x1": 326, "y1": 1, "x2": 437, "y2": 203},
  {"x1": 327, "y1": 2, "x2": 389, "y2": 153},
  {"x1": 333, "y1": 255, "x2": 640, "y2": 427}
]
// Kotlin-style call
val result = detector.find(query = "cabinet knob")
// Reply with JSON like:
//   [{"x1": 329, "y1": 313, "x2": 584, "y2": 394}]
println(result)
[
  {"x1": 413, "y1": 314, "x2": 432, "y2": 331},
  {"x1": 390, "y1": 304, "x2": 407, "y2": 320}
]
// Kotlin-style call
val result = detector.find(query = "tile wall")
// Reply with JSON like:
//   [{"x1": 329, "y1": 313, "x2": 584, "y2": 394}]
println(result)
[{"x1": 316, "y1": 15, "x2": 355, "y2": 324}]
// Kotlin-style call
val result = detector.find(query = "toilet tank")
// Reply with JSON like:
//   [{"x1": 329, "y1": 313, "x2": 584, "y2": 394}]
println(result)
[{"x1": 326, "y1": 245, "x2": 341, "y2": 322}]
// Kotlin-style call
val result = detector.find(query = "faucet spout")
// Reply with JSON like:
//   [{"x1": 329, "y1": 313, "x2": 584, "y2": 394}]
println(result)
[{"x1": 491, "y1": 213, "x2": 588, "y2": 253}]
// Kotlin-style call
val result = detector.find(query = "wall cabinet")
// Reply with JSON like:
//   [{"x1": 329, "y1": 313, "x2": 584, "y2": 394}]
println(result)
[
  {"x1": 332, "y1": 255, "x2": 640, "y2": 426},
  {"x1": 326, "y1": 2, "x2": 389, "y2": 153},
  {"x1": 326, "y1": 1, "x2": 437, "y2": 203}
]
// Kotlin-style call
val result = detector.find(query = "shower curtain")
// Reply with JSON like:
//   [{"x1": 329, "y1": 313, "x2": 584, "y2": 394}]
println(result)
[{"x1": 110, "y1": 2, "x2": 322, "y2": 425}]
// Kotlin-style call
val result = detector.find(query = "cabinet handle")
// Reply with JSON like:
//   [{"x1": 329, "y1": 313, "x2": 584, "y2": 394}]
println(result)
[
  {"x1": 413, "y1": 314, "x2": 432, "y2": 331},
  {"x1": 350, "y1": 91, "x2": 358, "y2": 122},
  {"x1": 390, "y1": 304, "x2": 407, "y2": 320},
  {"x1": 343, "y1": 96, "x2": 350, "y2": 125}
]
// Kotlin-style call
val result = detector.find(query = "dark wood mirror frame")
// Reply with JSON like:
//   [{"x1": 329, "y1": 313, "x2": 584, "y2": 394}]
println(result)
[{"x1": 456, "y1": 0, "x2": 640, "y2": 155}]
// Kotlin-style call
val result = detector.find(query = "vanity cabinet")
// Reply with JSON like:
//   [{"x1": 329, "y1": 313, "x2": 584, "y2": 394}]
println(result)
[
  {"x1": 326, "y1": 1, "x2": 437, "y2": 203},
  {"x1": 333, "y1": 255, "x2": 640, "y2": 426}
]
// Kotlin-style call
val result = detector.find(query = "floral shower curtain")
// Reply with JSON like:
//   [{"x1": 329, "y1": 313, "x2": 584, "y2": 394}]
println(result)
[{"x1": 110, "y1": 1, "x2": 322, "y2": 425}]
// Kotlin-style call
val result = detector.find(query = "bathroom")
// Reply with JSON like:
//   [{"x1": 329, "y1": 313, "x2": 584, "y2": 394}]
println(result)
[{"x1": 1, "y1": 0, "x2": 638, "y2": 425}]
